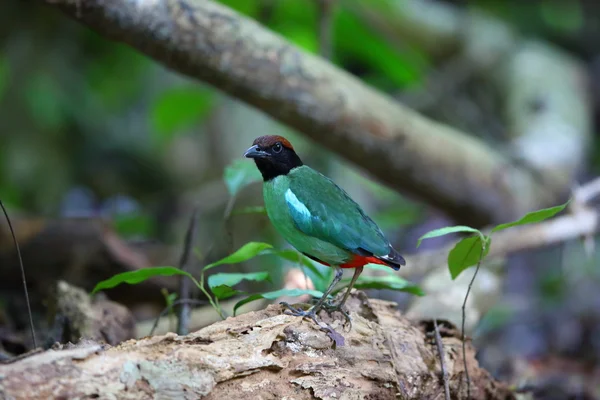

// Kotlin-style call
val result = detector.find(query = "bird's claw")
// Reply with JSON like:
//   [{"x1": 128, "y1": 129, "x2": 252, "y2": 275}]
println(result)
[
  {"x1": 307, "y1": 299, "x2": 352, "y2": 330},
  {"x1": 279, "y1": 302, "x2": 319, "y2": 325},
  {"x1": 325, "y1": 304, "x2": 352, "y2": 331}
]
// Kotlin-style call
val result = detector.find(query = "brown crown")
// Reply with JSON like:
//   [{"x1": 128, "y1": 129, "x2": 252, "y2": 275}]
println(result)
[{"x1": 252, "y1": 135, "x2": 294, "y2": 151}]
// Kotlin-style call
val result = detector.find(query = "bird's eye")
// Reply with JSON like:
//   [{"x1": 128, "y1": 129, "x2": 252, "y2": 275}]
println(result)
[{"x1": 273, "y1": 142, "x2": 283, "y2": 153}]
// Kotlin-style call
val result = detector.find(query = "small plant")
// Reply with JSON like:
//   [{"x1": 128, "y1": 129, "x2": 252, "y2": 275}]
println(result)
[
  {"x1": 416, "y1": 200, "x2": 570, "y2": 398},
  {"x1": 92, "y1": 241, "x2": 423, "y2": 319},
  {"x1": 417, "y1": 201, "x2": 570, "y2": 279}
]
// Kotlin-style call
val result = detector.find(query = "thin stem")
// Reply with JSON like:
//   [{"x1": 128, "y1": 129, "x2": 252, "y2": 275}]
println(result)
[
  {"x1": 433, "y1": 319, "x2": 451, "y2": 400},
  {"x1": 461, "y1": 241, "x2": 485, "y2": 399},
  {"x1": 177, "y1": 207, "x2": 200, "y2": 335},
  {"x1": 0, "y1": 200, "x2": 36, "y2": 348}
]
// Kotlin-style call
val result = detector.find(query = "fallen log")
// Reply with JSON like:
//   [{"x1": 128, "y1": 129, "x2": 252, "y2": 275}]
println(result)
[{"x1": 0, "y1": 292, "x2": 512, "y2": 399}]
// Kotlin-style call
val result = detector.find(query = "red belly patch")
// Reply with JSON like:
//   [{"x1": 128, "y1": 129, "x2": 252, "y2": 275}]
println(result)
[
  {"x1": 304, "y1": 253, "x2": 388, "y2": 269},
  {"x1": 340, "y1": 254, "x2": 387, "y2": 269}
]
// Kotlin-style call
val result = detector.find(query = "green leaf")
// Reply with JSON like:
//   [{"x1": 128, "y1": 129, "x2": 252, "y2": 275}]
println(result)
[
  {"x1": 208, "y1": 272, "x2": 271, "y2": 290},
  {"x1": 210, "y1": 285, "x2": 244, "y2": 300},
  {"x1": 203, "y1": 242, "x2": 273, "y2": 271},
  {"x1": 92, "y1": 267, "x2": 199, "y2": 294},
  {"x1": 417, "y1": 226, "x2": 482, "y2": 248},
  {"x1": 491, "y1": 202, "x2": 570, "y2": 233},
  {"x1": 347, "y1": 274, "x2": 424, "y2": 296},
  {"x1": 224, "y1": 159, "x2": 263, "y2": 197},
  {"x1": 448, "y1": 236, "x2": 491, "y2": 279},
  {"x1": 233, "y1": 288, "x2": 324, "y2": 316},
  {"x1": 151, "y1": 86, "x2": 214, "y2": 142}
]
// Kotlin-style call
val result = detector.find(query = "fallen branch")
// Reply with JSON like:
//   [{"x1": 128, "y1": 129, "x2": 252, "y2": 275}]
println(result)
[
  {"x1": 0, "y1": 292, "x2": 514, "y2": 400},
  {"x1": 45, "y1": 0, "x2": 565, "y2": 226}
]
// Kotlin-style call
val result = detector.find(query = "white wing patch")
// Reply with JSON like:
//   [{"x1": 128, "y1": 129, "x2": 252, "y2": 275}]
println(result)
[{"x1": 285, "y1": 189, "x2": 311, "y2": 219}]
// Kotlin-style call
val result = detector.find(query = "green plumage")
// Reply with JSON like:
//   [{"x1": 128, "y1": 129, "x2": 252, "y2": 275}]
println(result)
[{"x1": 263, "y1": 165, "x2": 390, "y2": 266}]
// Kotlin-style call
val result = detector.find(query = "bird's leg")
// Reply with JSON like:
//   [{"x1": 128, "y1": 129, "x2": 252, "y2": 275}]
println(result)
[
  {"x1": 321, "y1": 266, "x2": 364, "y2": 328},
  {"x1": 280, "y1": 267, "x2": 343, "y2": 322},
  {"x1": 335, "y1": 266, "x2": 363, "y2": 310}
]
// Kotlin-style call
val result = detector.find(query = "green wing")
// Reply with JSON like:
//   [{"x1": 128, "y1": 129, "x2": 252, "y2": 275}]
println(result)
[{"x1": 286, "y1": 166, "x2": 390, "y2": 257}]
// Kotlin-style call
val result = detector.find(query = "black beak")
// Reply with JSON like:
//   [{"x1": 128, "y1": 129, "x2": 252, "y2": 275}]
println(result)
[{"x1": 244, "y1": 145, "x2": 269, "y2": 159}]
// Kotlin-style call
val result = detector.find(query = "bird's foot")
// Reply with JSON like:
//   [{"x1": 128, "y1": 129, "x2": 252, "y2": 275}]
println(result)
[
  {"x1": 280, "y1": 302, "x2": 347, "y2": 346},
  {"x1": 279, "y1": 302, "x2": 319, "y2": 325},
  {"x1": 308, "y1": 299, "x2": 352, "y2": 330}
]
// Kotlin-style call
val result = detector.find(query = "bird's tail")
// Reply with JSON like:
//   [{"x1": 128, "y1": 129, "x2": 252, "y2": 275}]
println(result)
[{"x1": 375, "y1": 247, "x2": 406, "y2": 271}]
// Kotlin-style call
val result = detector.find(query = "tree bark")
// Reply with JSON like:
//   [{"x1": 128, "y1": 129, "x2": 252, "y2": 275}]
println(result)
[
  {"x1": 44, "y1": 0, "x2": 571, "y2": 226},
  {"x1": 0, "y1": 292, "x2": 513, "y2": 400}
]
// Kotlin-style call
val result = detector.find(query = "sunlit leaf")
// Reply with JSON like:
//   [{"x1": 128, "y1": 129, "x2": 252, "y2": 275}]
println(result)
[
  {"x1": 203, "y1": 242, "x2": 273, "y2": 271},
  {"x1": 448, "y1": 236, "x2": 491, "y2": 279},
  {"x1": 224, "y1": 159, "x2": 263, "y2": 197},
  {"x1": 233, "y1": 288, "x2": 325, "y2": 316},
  {"x1": 210, "y1": 285, "x2": 244, "y2": 300},
  {"x1": 208, "y1": 272, "x2": 271, "y2": 290},
  {"x1": 151, "y1": 86, "x2": 214, "y2": 142},
  {"x1": 417, "y1": 226, "x2": 482, "y2": 248},
  {"x1": 92, "y1": 267, "x2": 199, "y2": 294},
  {"x1": 491, "y1": 202, "x2": 569, "y2": 233}
]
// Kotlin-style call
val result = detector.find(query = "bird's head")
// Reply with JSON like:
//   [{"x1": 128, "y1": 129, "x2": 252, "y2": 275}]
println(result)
[{"x1": 244, "y1": 135, "x2": 303, "y2": 181}]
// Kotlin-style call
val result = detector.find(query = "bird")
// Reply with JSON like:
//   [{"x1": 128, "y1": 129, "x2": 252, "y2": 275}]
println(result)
[{"x1": 244, "y1": 135, "x2": 406, "y2": 325}]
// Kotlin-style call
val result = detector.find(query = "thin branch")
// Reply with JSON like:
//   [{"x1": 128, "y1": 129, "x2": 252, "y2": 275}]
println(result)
[
  {"x1": 177, "y1": 206, "x2": 200, "y2": 335},
  {"x1": 433, "y1": 319, "x2": 450, "y2": 400},
  {"x1": 45, "y1": 0, "x2": 565, "y2": 226},
  {"x1": 0, "y1": 200, "x2": 36, "y2": 349}
]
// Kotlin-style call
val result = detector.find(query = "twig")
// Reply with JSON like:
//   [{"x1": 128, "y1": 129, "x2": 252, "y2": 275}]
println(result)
[
  {"x1": 317, "y1": 0, "x2": 335, "y2": 60},
  {"x1": 461, "y1": 244, "x2": 485, "y2": 399},
  {"x1": 433, "y1": 319, "x2": 450, "y2": 400},
  {"x1": 151, "y1": 299, "x2": 207, "y2": 336},
  {"x1": 177, "y1": 207, "x2": 200, "y2": 335},
  {"x1": 0, "y1": 200, "x2": 37, "y2": 348}
]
